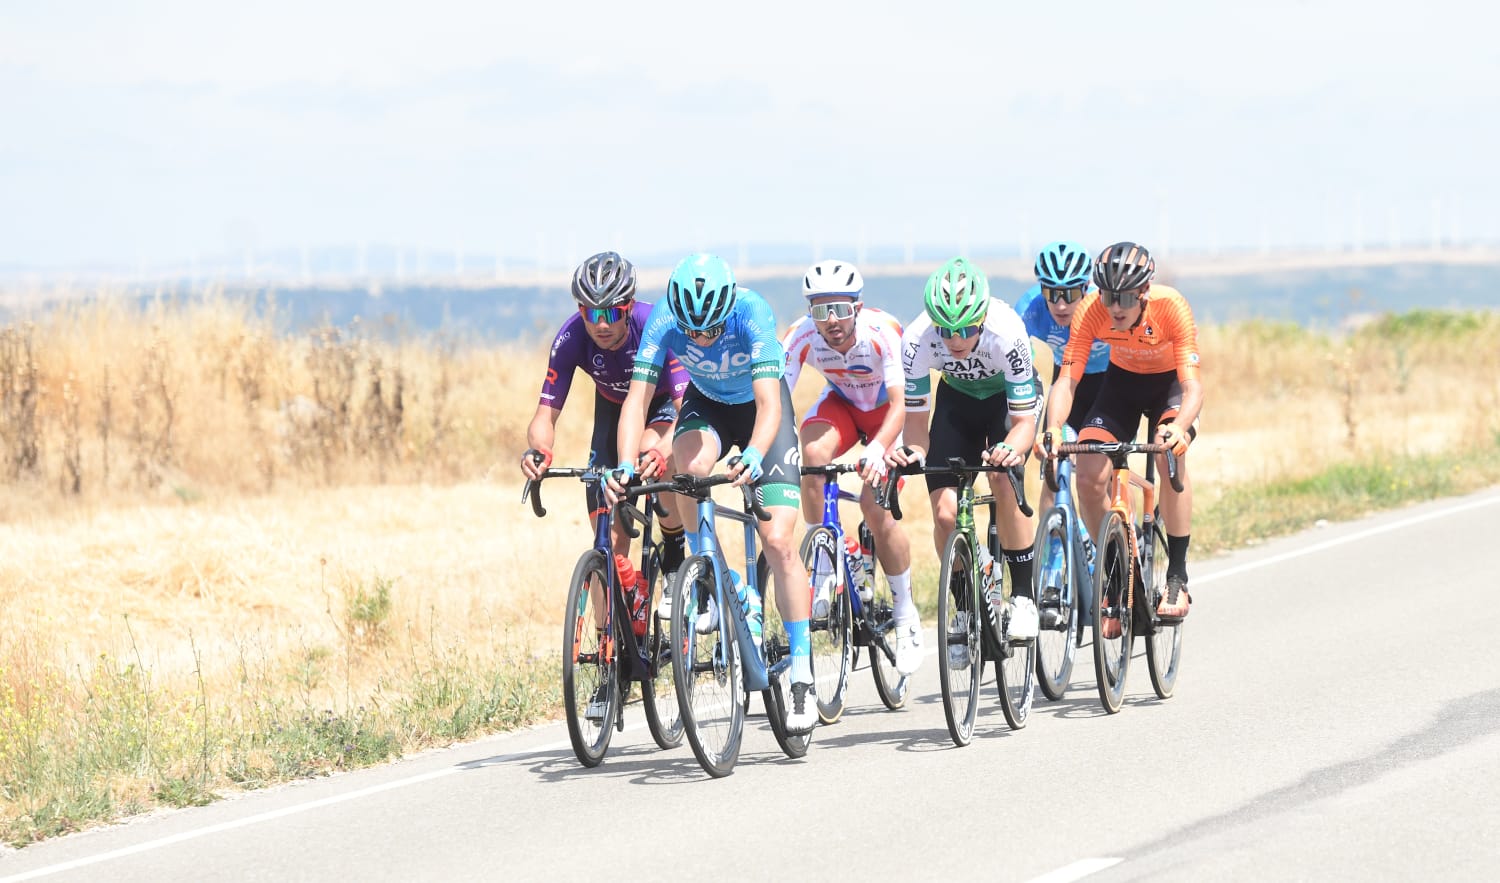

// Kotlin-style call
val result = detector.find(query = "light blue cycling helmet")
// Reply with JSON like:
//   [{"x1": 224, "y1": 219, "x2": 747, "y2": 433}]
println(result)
[
  {"x1": 666, "y1": 253, "x2": 737, "y2": 330},
  {"x1": 1034, "y1": 240, "x2": 1092, "y2": 288}
]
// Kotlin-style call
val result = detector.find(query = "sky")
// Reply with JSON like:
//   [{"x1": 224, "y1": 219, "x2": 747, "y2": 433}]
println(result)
[{"x1": 2, "y1": 0, "x2": 1497, "y2": 273}]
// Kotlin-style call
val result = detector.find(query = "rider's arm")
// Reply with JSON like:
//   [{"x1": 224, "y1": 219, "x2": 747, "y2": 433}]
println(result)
[
  {"x1": 1166, "y1": 293, "x2": 1204, "y2": 433},
  {"x1": 522, "y1": 404, "x2": 562, "y2": 479},
  {"x1": 889, "y1": 324, "x2": 932, "y2": 465},
  {"x1": 615, "y1": 379, "x2": 653, "y2": 469}
]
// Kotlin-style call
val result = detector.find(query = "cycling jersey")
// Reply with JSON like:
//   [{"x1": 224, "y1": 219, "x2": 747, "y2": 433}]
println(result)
[
  {"x1": 1016, "y1": 283, "x2": 1110, "y2": 375},
  {"x1": 539, "y1": 300, "x2": 689, "y2": 408},
  {"x1": 1060, "y1": 284, "x2": 1200, "y2": 382},
  {"x1": 900, "y1": 298, "x2": 1039, "y2": 417},
  {"x1": 781, "y1": 306, "x2": 905, "y2": 411},
  {"x1": 634, "y1": 288, "x2": 783, "y2": 405}
]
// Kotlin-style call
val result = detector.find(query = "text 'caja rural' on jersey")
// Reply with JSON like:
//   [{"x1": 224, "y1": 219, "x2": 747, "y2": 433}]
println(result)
[
  {"x1": 1016, "y1": 283, "x2": 1111, "y2": 375},
  {"x1": 901, "y1": 297, "x2": 1040, "y2": 417},
  {"x1": 539, "y1": 300, "x2": 690, "y2": 408},
  {"x1": 1060, "y1": 284, "x2": 1201, "y2": 382},
  {"x1": 781, "y1": 307, "x2": 905, "y2": 411},
  {"x1": 633, "y1": 288, "x2": 785, "y2": 405}
]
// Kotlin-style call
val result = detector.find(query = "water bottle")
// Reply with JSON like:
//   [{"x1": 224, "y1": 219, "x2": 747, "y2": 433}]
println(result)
[
  {"x1": 615, "y1": 553, "x2": 647, "y2": 639},
  {"x1": 857, "y1": 525, "x2": 875, "y2": 604},
  {"x1": 733, "y1": 571, "x2": 763, "y2": 653}
]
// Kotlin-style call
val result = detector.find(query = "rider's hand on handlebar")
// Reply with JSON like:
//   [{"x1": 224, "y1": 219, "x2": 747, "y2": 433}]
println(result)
[
  {"x1": 858, "y1": 440, "x2": 888, "y2": 483},
  {"x1": 886, "y1": 444, "x2": 924, "y2": 469},
  {"x1": 983, "y1": 441, "x2": 1023, "y2": 468},
  {"x1": 637, "y1": 447, "x2": 667, "y2": 480},
  {"x1": 727, "y1": 446, "x2": 764, "y2": 487},
  {"x1": 1034, "y1": 428, "x2": 1064, "y2": 460},
  {"x1": 603, "y1": 460, "x2": 635, "y2": 506},
  {"x1": 521, "y1": 447, "x2": 552, "y2": 480},
  {"x1": 1157, "y1": 422, "x2": 1191, "y2": 456}
]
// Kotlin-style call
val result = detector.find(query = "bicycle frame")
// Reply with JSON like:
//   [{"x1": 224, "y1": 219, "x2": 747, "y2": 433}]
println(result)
[
  {"x1": 1045, "y1": 452, "x2": 1094, "y2": 639},
  {"x1": 810, "y1": 467, "x2": 869, "y2": 622}
]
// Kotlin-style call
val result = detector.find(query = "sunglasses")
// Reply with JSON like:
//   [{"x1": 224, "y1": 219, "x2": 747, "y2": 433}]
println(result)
[
  {"x1": 1100, "y1": 288, "x2": 1143, "y2": 308},
  {"x1": 678, "y1": 322, "x2": 726, "y2": 342},
  {"x1": 579, "y1": 304, "x2": 631, "y2": 324},
  {"x1": 1043, "y1": 286, "x2": 1086, "y2": 305},
  {"x1": 936, "y1": 324, "x2": 983, "y2": 340},
  {"x1": 809, "y1": 301, "x2": 858, "y2": 322}
]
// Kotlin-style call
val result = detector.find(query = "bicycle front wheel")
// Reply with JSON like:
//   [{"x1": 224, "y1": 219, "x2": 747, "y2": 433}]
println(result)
[
  {"x1": 801, "y1": 526, "x2": 852, "y2": 724},
  {"x1": 1142, "y1": 519, "x2": 1184, "y2": 699},
  {"x1": 1092, "y1": 512, "x2": 1134, "y2": 714},
  {"x1": 937, "y1": 530, "x2": 981, "y2": 746},
  {"x1": 861, "y1": 522, "x2": 908, "y2": 710},
  {"x1": 994, "y1": 581, "x2": 1036, "y2": 730},
  {"x1": 562, "y1": 550, "x2": 616, "y2": 767},
  {"x1": 639, "y1": 546, "x2": 684, "y2": 749},
  {"x1": 1034, "y1": 506, "x2": 1078, "y2": 701},
  {"x1": 671, "y1": 555, "x2": 744, "y2": 777}
]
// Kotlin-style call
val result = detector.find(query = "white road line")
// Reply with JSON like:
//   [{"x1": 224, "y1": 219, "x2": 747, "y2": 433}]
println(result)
[{"x1": 1024, "y1": 858, "x2": 1124, "y2": 883}]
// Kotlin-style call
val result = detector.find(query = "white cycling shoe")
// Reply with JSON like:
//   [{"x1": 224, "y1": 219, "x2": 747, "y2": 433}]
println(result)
[
  {"x1": 1006, "y1": 596, "x2": 1040, "y2": 641},
  {"x1": 894, "y1": 618, "x2": 923, "y2": 675},
  {"x1": 694, "y1": 596, "x2": 719, "y2": 635},
  {"x1": 785, "y1": 680, "x2": 818, "y2": 734}
]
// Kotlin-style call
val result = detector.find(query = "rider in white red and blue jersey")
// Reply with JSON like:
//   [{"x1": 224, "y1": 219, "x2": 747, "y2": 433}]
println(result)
[
  {"x1": 608, "y1": 253, "x2": 818, "y2": 735},
  {"x1": 781, "y1": 259, "x2": 922, "y2": 676}
]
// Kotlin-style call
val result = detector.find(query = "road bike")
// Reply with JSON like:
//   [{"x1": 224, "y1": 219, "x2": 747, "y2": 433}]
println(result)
[
  {"x1": 522, "y1": 465, "x2": 681, "y2": 767},
  {"x1": 633, "y1": 466, "x2": 810, "y2": 777},
  {"x1": 1031, "y1": 427, "x2": 1096, "y2": 701},
  {"x1": 1050, "y1": 439, "x2": 1184, "y2": 713},
  {"x1": 888, "y1": 456, "x2": 1035, "y2": 746},
  {"x1": 799, "y1": 463, "x2": 909, "y2": 723}
]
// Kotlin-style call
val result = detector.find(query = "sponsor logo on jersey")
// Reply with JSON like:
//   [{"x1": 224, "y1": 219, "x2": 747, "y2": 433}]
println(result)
[{"x1": 1004, "y1": 346, "x2": 1026, "y2": 373}]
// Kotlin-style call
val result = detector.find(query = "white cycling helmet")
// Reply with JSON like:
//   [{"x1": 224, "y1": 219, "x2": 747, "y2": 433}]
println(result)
[{"x1": 802, "y1": 259, "x2": 864, "y2": 300}]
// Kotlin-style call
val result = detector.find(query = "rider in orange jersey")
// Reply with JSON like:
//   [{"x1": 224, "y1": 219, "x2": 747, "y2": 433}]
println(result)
[{"x1": 1036, "y1": 242, "x2": 1202, "y2": 625}]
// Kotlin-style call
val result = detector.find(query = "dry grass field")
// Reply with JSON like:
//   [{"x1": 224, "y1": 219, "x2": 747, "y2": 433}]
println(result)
[{"x1": 2, "y1": 293, "x2": 1499, "y2": 843}]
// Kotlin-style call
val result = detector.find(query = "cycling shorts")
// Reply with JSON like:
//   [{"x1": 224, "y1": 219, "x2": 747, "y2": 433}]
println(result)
[
  {"x1": 675, "y1": 381, "x2": 802, "y2": 509},
  {"x1": 1048, "y1": 366, "x2": 1106, "y2": 434},
  {"x1": 800, "y1": 387, "x2": 890, "y2": 460},
  {"x1": 1078, "y1": 364, "x2": 1198, "y2": 444},
  {"x1": 925, "y1": 381, "x2": 1025, "y2": 494}
]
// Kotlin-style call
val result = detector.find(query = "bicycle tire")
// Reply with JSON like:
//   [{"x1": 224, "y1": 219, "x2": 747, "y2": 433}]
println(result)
[
  {"x1": 1142, "y1": 519, "x2": 1184, "y2": 699},
  {"x1": 994, "y1": 559, "x2": 1036, "y2": 730},
  {"x1": 1092, "y1": 512, "x2": 1134, "y2": 714},
  {"x1": 1034, "y1": 506, "x2": 1078, "y2": 701},
  {"x1": 562, "y1": 550, "x2": 617, "y2": 767},
  {"x1": 801, "y1": 526, "x2": 852, "y2": 724},
  {"x1": 938, "y1": 529, "x2": 981, "y2": 746},
  {"x1": 639, "y1": 546, "x2": 684, "y2": 749},
  {"x1": 862, "y1": 521, "x2": 908, "y2": 710},
  {"x1": 671, "y1": 555, "x2": 744, "y2": 777},
  {"x1": 757, "y1": 554, "x2": 811, "y2": 758}
]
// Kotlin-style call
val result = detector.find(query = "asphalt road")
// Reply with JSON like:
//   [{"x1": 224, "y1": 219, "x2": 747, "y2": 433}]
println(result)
[{"x1": 5, "y1": 488, "x2": 1500, "y2": 882}]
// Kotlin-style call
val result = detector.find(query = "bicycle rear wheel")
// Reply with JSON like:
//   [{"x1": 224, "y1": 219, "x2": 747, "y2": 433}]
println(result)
[
  {"x1": 1092, "y1": 512, "x2": 1134, "y2": 714},
  {"x1": 1033, "y1": 506, "x2": 1077, "y2": 701},
  {"x1": 861, "y1": 522, "x2": 908, "y2": 710},
  {"x1": 994, "y1": 565, "x2": 1035, "y2": 730},
  {"x1": 937, "y1": 530, "x2": 981, "y2": 746},
  {"x1": 671, "y1": 555, "x2": 744, "y2": 777},
  {"x1": 1142, "y1": 519, "x2": 1184, "y2": 699},
  {"x1": 639, "y1": 547, "x2": 684, "y2": 749},
  {"x1": 562, "y1": 550, "x2": 617, "y2": 767},
  {"x1": 801, "y1": 526, "x2": 852, "y2": 724}
]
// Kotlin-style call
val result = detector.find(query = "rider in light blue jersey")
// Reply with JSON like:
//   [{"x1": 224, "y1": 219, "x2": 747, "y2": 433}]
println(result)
[
  {"x1": 609, "y1": 253, "x2": 818, "y2": 735},
  {"x1": 1015, "y1": 240, "x2": 1110, "y2": 432}
]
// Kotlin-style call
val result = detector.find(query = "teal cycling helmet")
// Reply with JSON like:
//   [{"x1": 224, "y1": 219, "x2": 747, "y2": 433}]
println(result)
[
  {"x1": 1034, "y1": 241, "x2": 1092, "y2": 289},
  {"x1": 923, "y1": 257, "x2": 990, "y2": 330},
  {"x1": 666, "y1": 253, "x2": 737, "y2": 330}
]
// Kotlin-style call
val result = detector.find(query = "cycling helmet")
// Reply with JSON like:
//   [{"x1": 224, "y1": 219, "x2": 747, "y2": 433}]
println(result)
[
  {"x1": 1093, "y1": 241, "x2": 1156, "y2": 292},
  {"x1": 923, "y1": 257, "x2": 990, "y2": 330},
  {"x1": 1034, "y1": 241, "x2": 1092, "y2": 288},
  {"x1": 802, "y1": 259, "x2": 864, "y2": 299},
  {"x1": 666, "y1": 253, "x2": 737, "y2": 330},
  {"x1": 570, "y1": 251, "x2": 636, "y2": 308}
]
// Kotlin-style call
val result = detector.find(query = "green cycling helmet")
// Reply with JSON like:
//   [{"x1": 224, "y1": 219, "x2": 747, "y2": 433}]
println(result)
[{"x1": 923, "y1": 257, "x2": 990, "y2": 330}]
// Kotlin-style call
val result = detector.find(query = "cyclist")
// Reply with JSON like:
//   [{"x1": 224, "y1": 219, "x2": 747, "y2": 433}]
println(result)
[
  {"x1": 521, "y1": 252, "x2": 690, "y2": 719},
  {"x1": 782, "y1": 259, "x2": 922, "y2": 676},
  {"x1": 887, "y1": 257, "x2": 1042, "y2": 658},
  {"x1": 1036, "y1": 241, "x2": 1202, "y2": 635},
  {"x1": 1016, "y1": 241, "x2": 1110, "y2": 616},
  {"x1": 607, "y1": 253, "x2": 818, "y2": 734}
]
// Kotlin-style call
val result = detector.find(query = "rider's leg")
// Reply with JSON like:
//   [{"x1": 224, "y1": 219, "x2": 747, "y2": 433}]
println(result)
[
  {"x1": 860, "y1": 487, "x2": 915, "y2": 619},
  {"x1": 641, "y1": 421, "x2": 688, "y2": 573},
  {"x1": 798, "y1": 420, "x2": 841, "y2": 528},
  {"x1": 929, "y1": 486, "x2": 958, "y2": 558},
  {"x1": 672, "y1": 428, "x2": 720, "y2": 556},
  {"x1": 990, "y1": 471, "x2": 1037, "y2": 600}
]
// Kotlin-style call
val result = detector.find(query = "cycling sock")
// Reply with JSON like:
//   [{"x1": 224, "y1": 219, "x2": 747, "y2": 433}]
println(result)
[
  {"x1": 661, "y1": 522, "x2": 684, "y2": 542},
  {"x1": 785, "y1": 619, "x2": 813, "y2": 683},
  {"x1": 889, "y1": 568, "x2": 917, "y2": 622},
  {"x1": 1167, "y1": 533, "x2": 1191, "y2": 582},
  {"x1": 1003, "y1": 547, "x2": 1034, "y2": 600}
]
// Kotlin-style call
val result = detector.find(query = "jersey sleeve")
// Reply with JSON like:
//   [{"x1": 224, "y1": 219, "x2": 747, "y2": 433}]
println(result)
[
  {"x1": 900, "y1": 318, "x2": 935, "y2": 413},
  {"x1": 780, "y1": 317, "x2": 813, "y2": 392},
  {"x1": 997, "y1": 320, "x2": 1040, "y2": 417},
  {"x1": 1016, "y1": 284, "x2": 1046, "y2": 340},
  {"x1": 632, "y1": 300, "x2": 675, "y2": 387},
  {"x1": 538, "y1": 316, "x2": 582, "y2": 409},
  {"x1": 661, "y1": 350, "x2": 691, "y2": 400},
  {"x1": 742, "y1": 290, "x2": 785, "y2": 382},
  {"x1": 871, "y1": 312, "x2": 906, "y2": 401},
  {"x1": 1164, "y1": 294, "x2": 1202, "y2": 381}
]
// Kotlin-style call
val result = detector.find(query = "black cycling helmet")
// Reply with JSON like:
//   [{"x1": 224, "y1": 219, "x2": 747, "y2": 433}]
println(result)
[
  {"x1": 570, "y1": 251, "x2": 637, "y2": 308},
  {"x1": 1092, "y1": 241, "x2": 1156, "y2": 292}
]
